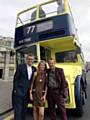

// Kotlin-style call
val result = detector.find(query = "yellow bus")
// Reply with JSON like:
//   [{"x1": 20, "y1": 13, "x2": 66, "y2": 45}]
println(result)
[{"x1": 14, "y1": 0, "x2": 87, "y2": 116}]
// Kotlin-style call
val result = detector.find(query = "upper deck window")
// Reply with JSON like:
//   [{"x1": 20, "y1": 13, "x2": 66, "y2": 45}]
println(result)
[
  {"x1": 31, "y1": 6, "x2": 46, "y2": 21},
  {"x1": 17, "y1": 7, "x2": 37, "y2": 25},
  {"x1": 17, "y1": 0, "x2": 65, "y2": 26},
  {"x1": 41, "y1": 0, "x2": 64, "y2": 18}
]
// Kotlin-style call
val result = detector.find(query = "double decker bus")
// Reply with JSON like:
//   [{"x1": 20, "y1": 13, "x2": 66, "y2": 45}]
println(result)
[{"x1": 14, "y1": 0, "x2": 87, "y2": 116}]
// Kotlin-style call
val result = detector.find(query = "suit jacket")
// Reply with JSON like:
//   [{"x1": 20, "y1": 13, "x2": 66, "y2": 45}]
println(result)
[
  {"x1": 12, "y1": 63, "x2": 36, "y2": 97},
  {"x1": 47, "y1": 67, "x2": 68, "y2": 97}
]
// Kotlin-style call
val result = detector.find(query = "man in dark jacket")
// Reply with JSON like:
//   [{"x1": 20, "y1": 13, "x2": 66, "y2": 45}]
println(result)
[
  {"x1": 12, "y1": 53, "x2": 36, "y2": 120},
  {"x1": 47, "y1": 58, "x2": 68, "y2": 120}
]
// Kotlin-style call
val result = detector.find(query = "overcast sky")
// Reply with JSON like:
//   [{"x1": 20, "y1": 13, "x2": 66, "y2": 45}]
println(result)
[{"x1": 0, "y1": 0, "x2": 90, "y2": 61}]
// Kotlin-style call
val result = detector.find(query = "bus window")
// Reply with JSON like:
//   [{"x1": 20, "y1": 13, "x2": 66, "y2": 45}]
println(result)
[
  {"x1": 23, "y1": 45, "x2": 38, "y2": 62},
  {"x1": 40, "y1": 46, "x2": 51, "y2": 61},
  {"x1": 16, "y1": 45, "x2": 38, "y2": 66},
  {"x1": 17, "y1": 7, "x2": 36, "y2": 25},
  {"x1": 41, "y1": 1, "x2": 57, "y2": 18},
  {"x1": 41, "y1": 0, "x2": 64, "y2": 18},
  {"x1": 16, "y1": 52, "x2": 25, "y2": 66},
  {"x1": 55, "y1": 51, "x2": 77, "y2": 63},
  {"x1": 31, "y1": 6, "x2": 46, "y2": 21}
]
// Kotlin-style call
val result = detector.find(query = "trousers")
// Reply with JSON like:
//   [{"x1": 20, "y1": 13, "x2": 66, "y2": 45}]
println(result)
[
  {"x1": 13, "y1": 95, "x2": 27, "y2": 120},
  {"x1": 47, "y1": 89, "x2": 67, "y2": 120}
]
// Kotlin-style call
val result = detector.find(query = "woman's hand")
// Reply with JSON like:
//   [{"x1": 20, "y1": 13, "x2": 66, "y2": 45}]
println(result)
[
  {"x1": 30, "y1": 91, "x2": 33, "y2": 101},
  {"x1": 41, "y1": 95, "x2": 46, "y2": 103}
]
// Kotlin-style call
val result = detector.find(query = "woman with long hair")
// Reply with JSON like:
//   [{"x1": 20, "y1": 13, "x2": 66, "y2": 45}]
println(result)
[{"x1": 30, "y1": 60, "x2": 47, "y2": 120}]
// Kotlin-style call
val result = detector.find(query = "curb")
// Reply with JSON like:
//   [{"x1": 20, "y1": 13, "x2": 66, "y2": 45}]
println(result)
[
  {"x1": 3, "y1": 114, "x2": 14, "y2": 120},
  {"x1": 0, "y1": 108, "x2": 13, "y2": 116}
]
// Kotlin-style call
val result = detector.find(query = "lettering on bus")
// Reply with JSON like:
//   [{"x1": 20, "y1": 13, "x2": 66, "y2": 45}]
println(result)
[
  {"x1": 19, "y1": 38, "x2": 31, "y2": 44},
  {"x1": 19, "y1": 40, "x2": 24, "y2": 44}
]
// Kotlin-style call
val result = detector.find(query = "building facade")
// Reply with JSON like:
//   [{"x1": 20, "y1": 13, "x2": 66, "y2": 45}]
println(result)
[{"x1": 0, "y1": 36, "x2": 15, "y2": 80}]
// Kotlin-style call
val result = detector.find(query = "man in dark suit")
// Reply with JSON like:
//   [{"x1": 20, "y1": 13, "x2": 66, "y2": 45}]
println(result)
[
  {"x1": 12, "y1": 53, "x2": 36, "y2": 120},
  {"x1": 47, "y1": 58, "x2": 68, "y2": 120}
]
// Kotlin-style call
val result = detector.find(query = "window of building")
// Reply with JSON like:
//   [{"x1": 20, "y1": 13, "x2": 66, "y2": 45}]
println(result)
[
  {"x1": 6, "y1": 41, "x2": 11, "y2": 47},
  {"x1": 0, "y1": 52, "x2": 5, "y2": 63},
  {"x1": 0, "y1": 69, "x2": 3, "y2": 79}
]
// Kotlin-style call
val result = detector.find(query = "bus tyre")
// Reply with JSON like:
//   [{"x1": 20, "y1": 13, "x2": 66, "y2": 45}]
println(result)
[{"x1": 75, "y1": 76, "x2": 83, "y2": 117}]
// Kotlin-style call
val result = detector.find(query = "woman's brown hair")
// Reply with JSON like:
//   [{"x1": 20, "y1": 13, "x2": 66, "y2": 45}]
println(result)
[{"x1": 38, "y1": 60, "x2": 47, "y2": 71}]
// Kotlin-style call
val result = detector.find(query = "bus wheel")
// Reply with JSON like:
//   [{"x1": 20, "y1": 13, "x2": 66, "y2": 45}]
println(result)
[{"x1": 75, "y1": 76, "x2": 84, "y2": 117}]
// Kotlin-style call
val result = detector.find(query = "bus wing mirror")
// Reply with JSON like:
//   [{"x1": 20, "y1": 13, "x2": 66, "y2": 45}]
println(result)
[{"x1": 76, "y1": 47, "x2": 81, "y2": 54}]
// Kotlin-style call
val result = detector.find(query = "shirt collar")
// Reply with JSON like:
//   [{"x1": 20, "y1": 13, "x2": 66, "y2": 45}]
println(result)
[{"x1": 27, "y1": 64, "x2": 32, "y2": 68}]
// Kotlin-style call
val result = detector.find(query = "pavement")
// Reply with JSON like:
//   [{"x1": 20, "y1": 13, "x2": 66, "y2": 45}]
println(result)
[{"x1": 0, "y1": 81, "x2": 13, "y2": 115}]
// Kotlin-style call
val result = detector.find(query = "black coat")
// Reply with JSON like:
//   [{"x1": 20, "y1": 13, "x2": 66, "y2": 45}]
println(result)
[{"x1": 12, "y1": 64, "x2": 36, "y2": 106}]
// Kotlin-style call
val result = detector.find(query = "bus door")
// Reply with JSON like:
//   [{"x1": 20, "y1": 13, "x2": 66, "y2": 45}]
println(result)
[{"x1": 40, "y1": 46, "x2": 51, "y2": 61}]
